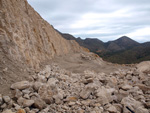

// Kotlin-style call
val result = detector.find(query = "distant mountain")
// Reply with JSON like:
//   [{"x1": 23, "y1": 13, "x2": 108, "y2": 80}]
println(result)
[
  {"x1": 105, "y1": 36, "x2": 140, "y2": 52},
  {"x1": 57, "y1": 30, "x2": 150, "y2": 64},
  {"x1": 104, "y1": 42, "x2": 150, "y2": 64}
]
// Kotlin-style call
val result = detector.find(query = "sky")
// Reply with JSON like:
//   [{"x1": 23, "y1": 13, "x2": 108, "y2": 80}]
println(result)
[{"x1": 27, "y1": 0, "x2": 150, "y2": 42}]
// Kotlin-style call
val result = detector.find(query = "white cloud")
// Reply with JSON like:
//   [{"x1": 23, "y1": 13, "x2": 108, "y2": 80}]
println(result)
[{"x1": 28, "y1": 0, "x2": 150, "y2": 42}]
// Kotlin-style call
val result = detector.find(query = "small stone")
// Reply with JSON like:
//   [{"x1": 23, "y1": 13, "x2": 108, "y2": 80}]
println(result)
[
  {"x1": 33, "y1": 82, "x2": 43, "y2": 91},
  {"x1": 2, "y1": 109, "x2": 15, "y2": 113},
  {"x1": 23, "y1": 94, "x2": 30, "y2": 99},
  {"x1": 38, "y1": 85, "x2": 54, "y2": 104},
  {"x1": 65, "y1": 96, "x2": 78, "y2": 102},
  {"x1": 1, "y1": 103, "x2": 7, "y2": 109},
  {"x1": 11, "y1": 89, "x2": 23, "y2": 99},
  {"x1": 121, "y1": 84, "x2": 132, "y2": 90},
  {"x1": 107, "y1": 105, "x2": 117, "y2": 113},
  {"x1": 13, "y1": 103, "x2": 21, "y2": 110},
  {"x1": 16, "y1": 109, "x2": 26, "y2": 113},
  {"x1": 33, "y1": 98, "x2": 46, "y2": 110},
  {"x1": 23, "y1": 99, "x2": 34, "y2": 107},
  {"x1": 80, "y1": 85, "x2": 95, "y2": 99},
  {"x1": 17, "y1": 97, "x2": 25, "y2": 105},
  {"x1": 0, "y1": 94, "x2": 3, "y2": 105},
  {"x1": 3, "y1": 96, "x2": 11, "y2": 103},
  {"x1": 11, "y1": 81, "x2": 30, "y2": 90},
  {"x1": 135, "y1": 106, "x2": 149, "y2": 113},
  {"x1": 68, "y1": 101, "x2": 76, "y2": 106}
]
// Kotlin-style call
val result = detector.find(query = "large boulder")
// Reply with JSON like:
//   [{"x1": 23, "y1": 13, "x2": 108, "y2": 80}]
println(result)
[{"x1": 136, "y1": 61, "x2": 150, "y2": 73}]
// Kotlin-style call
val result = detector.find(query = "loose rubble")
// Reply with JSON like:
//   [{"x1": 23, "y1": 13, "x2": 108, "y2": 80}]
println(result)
[{"x1": 0, "y1": 63, "x2": 150, "y2": 113}]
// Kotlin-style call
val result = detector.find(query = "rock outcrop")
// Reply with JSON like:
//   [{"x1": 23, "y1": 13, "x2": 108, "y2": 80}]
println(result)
[
  {"x1": 0, "y1": 0, "x2": 84, "y2": 95},
  {"x1": 0, "y1": 0, "x2": 82, "y2": 69}
]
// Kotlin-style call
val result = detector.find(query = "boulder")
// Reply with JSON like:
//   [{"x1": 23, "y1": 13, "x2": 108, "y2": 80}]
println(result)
[
  {"x1": 136, "y1": 61, "x2": 150, "y2": 73},
  {"x1": 11, "y1": 81, "x2": 30, "y2": 90}
]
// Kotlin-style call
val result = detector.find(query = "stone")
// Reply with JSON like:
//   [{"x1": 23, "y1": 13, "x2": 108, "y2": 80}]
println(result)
[
  {"x1": 1, "y1": 103, "x2": 7, "y2": 109},
  {"x1": 23, "y1": 94, "x2": 30, "y2": 99},
  {"x1": 33, "y1": 82, "x2": 43, "y2": 91},
  {"x1": 135, "y1": 106, "x2": 149, "y2": 113},
  {"x1": 113, "y1": 104, "x2": 122, "y2": 113},
  {"x1": 121, "y1": 84, "x2": 132, "y2": 90},
  {"x1": 11, "y1": 89, "x2": 23, "y2": 99},
  {"x1": 145, "y1": 102, "x2": 150, "y2": 108},
  {"x1": 107, "y1": 105, "x2": 117, "y2": 113},
  {"x1": 65, "y1": 96, "x2": 78, "y2": 102},
  {"x1": 13, "y1": 103, "x2": 21, "y2": 110},
  {"x1": 2, "y1": 109, "x2": 15, "y2": 113},
  {"x1": 121, "y1": 96, "x2": 142, "y2": 113},
  {"x1": 136, "y1": 84, "x2": 150, "y2": 93},
  {"x1": 11, "y1": 81, "x2": 30, "y2": 90},
  {"x1": 0, "y1": 94, "x2": 3, "y2": 105},
  {"x1": 17, "y1": 97, "x2": 25, "y2": 105},
  {"x1": 38, "y1": 85, "x2": 54, "y2": 104},
  {"x1": 47, "y1": 78, "x2": 59, "y2": 86},
  {"x1": 80, "y1": 85, "x2": 95, "y2": 99},
  {"x1": 3, "y1": 96, "x2": 11, "y2": 103},
  {"x1": 16, "y1": 109, "x2": 26, "y2": 113},
  {"x1": 23, "y1": 99, "x2": 34, "y2": 107},
  {"x1": 96, "y1": 87, "x2": 112, "y2": 105},
  {"x1": 34, "y1": 98, "x2": 46, "y2": 110},
  {"x1": 136, "y1": 61, "x2": 150, "y2": 73}
]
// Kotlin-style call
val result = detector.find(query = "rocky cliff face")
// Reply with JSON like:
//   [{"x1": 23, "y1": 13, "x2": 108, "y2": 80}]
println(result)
[{"x1": 0, "y1": 0, "x2": 82, "y2": 69}]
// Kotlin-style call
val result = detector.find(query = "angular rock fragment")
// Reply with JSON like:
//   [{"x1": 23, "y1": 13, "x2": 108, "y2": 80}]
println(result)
[{"x1": 11, "y1": 81, "x2": 30, "y2": 90}]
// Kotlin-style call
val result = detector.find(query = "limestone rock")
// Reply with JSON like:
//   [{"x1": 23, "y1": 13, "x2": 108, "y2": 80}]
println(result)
[
  {"x1": 121, "y1": 84, "x2": 132, "y2": 90},
  {"x1": 135, "y1": 107, "x2": 149, "y2": 113},
  {"x1": 96, "y1": 87, "x2": 112, "y2": 105},
  {"x1": 34, "y1": 98, "x2": 46, "y2": 110},
  {"x1": 136, "y1": 61, "x2": 150, "y2": 73},
  {"x1": 16, "y1": 109, "x2": 26, "y2": 113},
  {"x1": 11, "y1": 81, "x2": 30, "y2": 90},
  {"x1": 107, "y1": 105, "x2": 117, "y2": 113},
  {"x1": 0, "y1": 94, "x2": 3, "y2": 105},
  {"x1": 2, "y1": 109, "x2": 15, "y2": 113},
  {"x1": 33, "y1": 82, "x2": 43, "y2": 91},
  {"x1": 23, "y1": 99, "x2": 34, "y2": 107},
  {"x1": 3, "y1": 96, "x2": 11, "y2": 103},
  {"x1": 80, "y1": 85, "x2": 95, "y2": 99},
  {"x1": 38, "y1": 85, "x2": 54, "y2": 104}
]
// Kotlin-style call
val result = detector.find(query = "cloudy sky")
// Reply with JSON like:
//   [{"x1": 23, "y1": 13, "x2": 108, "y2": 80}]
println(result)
[{"x1": 27, "y1": 0, "x2": 150, "y2": 42}]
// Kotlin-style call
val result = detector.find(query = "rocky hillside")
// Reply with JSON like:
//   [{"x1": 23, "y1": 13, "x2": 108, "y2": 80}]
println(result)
[
  {"x1": 59, "y1": 32, "x2": 150, "y2": 64},
  {"x1": 0, "y1": 0, "x2": 84, "y2": 95},
  {"x1": 0, "y1": 0, "x2": 82, "y2": 69}
]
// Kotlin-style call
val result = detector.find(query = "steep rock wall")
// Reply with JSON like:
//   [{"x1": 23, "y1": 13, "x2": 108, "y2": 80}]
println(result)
[{"x1": 0, "y1": 0, "x2": 82, "y2": 69}]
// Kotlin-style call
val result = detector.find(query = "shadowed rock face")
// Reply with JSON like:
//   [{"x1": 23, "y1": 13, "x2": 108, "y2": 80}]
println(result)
[{"x1": 0, "y1": 0, "x2": 82, "y2": 69}]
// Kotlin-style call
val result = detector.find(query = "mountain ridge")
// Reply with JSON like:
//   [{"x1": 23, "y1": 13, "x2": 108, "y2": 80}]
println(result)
[{"x1": 58, "y1": 31, "x2": 150, "y2": 64}]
